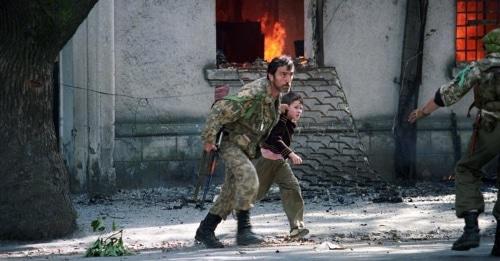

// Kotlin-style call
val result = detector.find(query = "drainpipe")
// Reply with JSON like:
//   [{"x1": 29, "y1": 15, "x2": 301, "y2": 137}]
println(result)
[
  {"x1": 314, "y1": 0, "x2": 324, "y2": 66},
  {"x1": 393, "y1": 0, "x2": 428, "y2": 184}
]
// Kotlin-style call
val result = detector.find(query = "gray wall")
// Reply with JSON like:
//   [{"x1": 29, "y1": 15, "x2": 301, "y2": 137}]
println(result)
[
  {"x1": 417, "y1": 0, "x2": 474, "y2": 179},
  {"x1": 322, "y1": 0, "x2": 486, "y2": 180},
  {"x1": 323, "y1": 0, "x2": 406, "y2": 119},
  {"x1": 60, "y1": 0, "x2": 116, "y2": 193},
  {"x1": 323, "y1": 0, "x2": 406, "y2": 178},
  {"x1": 112, "y1": 0, "x2": 216, "y2": 188},
  {"x1": 421, "y1": 0, "x2": 473, "y2": 116},
  {"x1": 60, "y1": 0, "x2": 493, "y2": 190},
  {"x1": 114, "y1": 0, "x2": 216, "y2": 123}
]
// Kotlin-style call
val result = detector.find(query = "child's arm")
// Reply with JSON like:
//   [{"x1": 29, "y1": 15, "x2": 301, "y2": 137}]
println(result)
[{"x1": 263, "y1": 115, "x2": 297, "y2": 161}]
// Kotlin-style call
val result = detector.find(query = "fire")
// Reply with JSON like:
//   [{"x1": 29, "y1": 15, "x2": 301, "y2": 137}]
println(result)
[{"x1": 260, "y1": 13, "x2": 287, "y2": 61}]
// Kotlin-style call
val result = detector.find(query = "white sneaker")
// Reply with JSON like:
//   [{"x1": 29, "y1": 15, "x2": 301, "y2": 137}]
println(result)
[{"x1": 290, "y1": 228, "x2": 309, "y2": 238}]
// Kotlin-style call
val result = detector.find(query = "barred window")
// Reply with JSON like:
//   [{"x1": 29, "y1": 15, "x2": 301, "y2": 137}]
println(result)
[{"x1": 456, "y1": 0, "x2": 500, "y2": 63}]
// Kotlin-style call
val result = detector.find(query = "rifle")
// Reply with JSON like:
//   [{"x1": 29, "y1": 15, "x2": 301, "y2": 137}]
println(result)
[{"x1": 192, "y1": 130, "x2": 224, "y2": 209}]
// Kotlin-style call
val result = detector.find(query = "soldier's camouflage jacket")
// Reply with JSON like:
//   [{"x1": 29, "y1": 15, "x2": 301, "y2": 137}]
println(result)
[
  {"x1": 201, "y1": 78, "x2": 280, "y2": 159},
  {"x1": 439, "y1": 52, "x2": 500, "y2": 120}
]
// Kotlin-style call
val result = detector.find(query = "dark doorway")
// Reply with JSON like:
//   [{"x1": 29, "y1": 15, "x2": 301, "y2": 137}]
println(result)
[{"x1": 217, "y1": 22, "x2": 264, "y2": 63}]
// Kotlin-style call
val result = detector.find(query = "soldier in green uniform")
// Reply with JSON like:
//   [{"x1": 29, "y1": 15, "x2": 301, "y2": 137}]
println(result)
[
  {"x1": 195, "y1": 56, "x2": 295, "y2": 248},
  {"x1": 409, "y1": 28, "x2": 500, "y2": 255}
]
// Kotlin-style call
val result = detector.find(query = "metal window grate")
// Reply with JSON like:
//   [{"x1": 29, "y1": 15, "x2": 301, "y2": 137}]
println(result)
[{"x1": 456, "y1": 0, "x2": 500, "y2": 63}]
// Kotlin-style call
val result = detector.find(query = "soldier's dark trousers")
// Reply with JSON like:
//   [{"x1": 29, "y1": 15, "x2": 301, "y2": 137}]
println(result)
[
  {"x1": 255, "y1": 157, "x2": 305, "y2": 231},
  {"x1": 455, "y1": 121, "x2": 500, "y2": 218}
]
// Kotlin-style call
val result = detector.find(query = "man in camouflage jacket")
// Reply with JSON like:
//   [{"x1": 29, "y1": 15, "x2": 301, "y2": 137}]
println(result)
[
  {"x1": 195, "y1": 56, "x2": 295, "y2": 248},
  {"x1": 409, "y1": 28, "x2": 500, "y2": 255}
]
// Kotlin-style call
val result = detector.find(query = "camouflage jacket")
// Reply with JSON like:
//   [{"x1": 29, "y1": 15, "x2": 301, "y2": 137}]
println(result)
[
  {"x1": 439, "y1": 53, "x2": 500, "y2": 119},
  {"x1": 201, "y1": 78, "x2": 281, "y2": 159}
]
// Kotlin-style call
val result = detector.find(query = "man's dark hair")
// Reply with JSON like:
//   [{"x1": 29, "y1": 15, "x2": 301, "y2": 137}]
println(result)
[
  {"x1": 267, "y1": 55, "x2": 294, "y2": 79},
  {"x1": 281, "y1": 91, "x2": 303, "y2": 105}
]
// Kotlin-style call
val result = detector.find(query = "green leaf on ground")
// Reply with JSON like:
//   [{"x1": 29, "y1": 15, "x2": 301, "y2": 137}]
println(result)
[{"x1": 90, "y1": 218, "x2": 105, "y2": 232}]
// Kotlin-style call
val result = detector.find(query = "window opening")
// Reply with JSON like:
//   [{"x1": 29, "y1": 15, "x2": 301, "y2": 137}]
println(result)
[{"x1": 456, "y1": 0, "x2": 500, "y2": 63}]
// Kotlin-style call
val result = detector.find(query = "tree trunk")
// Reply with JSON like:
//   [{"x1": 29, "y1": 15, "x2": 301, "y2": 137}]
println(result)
[
  {"x1": 0, "y1": 0, "x2": 98, "y2": 240},
  {"x1": 394, "y1": 0, "x2": 428, "y2": 185}
]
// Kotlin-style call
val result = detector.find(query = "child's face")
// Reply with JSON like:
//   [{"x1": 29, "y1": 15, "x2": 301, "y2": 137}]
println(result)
[{"x1": 286, "y1": 100, "x2": 303, "y2": 122}]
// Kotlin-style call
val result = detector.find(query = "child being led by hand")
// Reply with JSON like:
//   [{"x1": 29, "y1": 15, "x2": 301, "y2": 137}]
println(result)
[{"x1": 254, "y1": 91, "x2": 309, "y2": 238}]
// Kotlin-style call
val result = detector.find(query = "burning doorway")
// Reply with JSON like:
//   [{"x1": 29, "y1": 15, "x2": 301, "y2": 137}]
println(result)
[{"x1": 216, "y1": 0, "x2": 304, "y2": 64}]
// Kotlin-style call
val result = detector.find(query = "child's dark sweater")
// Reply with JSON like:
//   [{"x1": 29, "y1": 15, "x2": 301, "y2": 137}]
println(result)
[{"x1": 261, "y1": 113, "x2": 296, "y2": 159}]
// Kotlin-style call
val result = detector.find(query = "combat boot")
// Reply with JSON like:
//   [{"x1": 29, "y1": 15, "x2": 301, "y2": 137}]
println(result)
[
  {"x1": 195, "y1": 213, "x2": 224, "y2": 248},
  {"x1": 236, "y1": 210, "x2": 264, "y2": 246},
  {"x1": 290, "y1": 227, "x2": 310, "y2": 238},
  {"x1": 452, "y1": 211, "x2": 480, "y2": 251},
  {"x1": 491, "y1": 220, "x2": 500, "y2": 256}
]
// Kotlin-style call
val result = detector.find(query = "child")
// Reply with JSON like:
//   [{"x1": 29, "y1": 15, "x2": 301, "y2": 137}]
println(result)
[{"x1": 254, "y1": 91, "x2": 308, "y2": 238}]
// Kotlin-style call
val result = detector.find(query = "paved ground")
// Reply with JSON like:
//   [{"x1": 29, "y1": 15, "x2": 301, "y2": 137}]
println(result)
[
  {"x1": 2, "y1": 238, "x2": 499, "y2": 260},
  {"x1": 1, "y1": 184, "x2": 499, "y2": 260}
]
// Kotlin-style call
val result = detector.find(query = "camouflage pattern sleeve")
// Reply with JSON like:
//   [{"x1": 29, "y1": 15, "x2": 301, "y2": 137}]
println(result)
[
  {"x1": 201, "y1": 99, "x2": 243, "y2": 144},
  {"x1": 439, "y1": 63, "x2": 482, "y2": 106}
]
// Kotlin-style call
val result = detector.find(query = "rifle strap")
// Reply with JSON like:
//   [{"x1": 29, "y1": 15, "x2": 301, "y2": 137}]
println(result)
[{"x1": 467, "y1": 84, "x2": 481, "y2": 118}]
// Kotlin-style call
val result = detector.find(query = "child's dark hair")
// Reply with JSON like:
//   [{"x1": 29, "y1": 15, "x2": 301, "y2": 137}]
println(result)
[{"x1": 281, "y1": 91, "x2": 303, "y2": 105}]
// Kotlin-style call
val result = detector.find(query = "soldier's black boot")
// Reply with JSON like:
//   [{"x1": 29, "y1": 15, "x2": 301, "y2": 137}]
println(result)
[
  {"x1": 491, "y1": 220, "x2": 500, "y2": 256},
  {"x1": 195, "y1": 213, "x2": 224, "y2": 248},
  {"x1": 236, "y1": 210, "x2": 264, "y2": 246},
  {"x1": 452, "y1": 211, "x2": 480, "y2": 251}
]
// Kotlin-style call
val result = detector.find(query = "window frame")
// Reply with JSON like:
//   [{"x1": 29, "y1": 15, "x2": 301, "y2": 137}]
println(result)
[{"x1": 456, "y1": 0, "x2": 500, "y2": 63}]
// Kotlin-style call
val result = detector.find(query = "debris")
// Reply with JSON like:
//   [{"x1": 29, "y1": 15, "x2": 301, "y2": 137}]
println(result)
[{"x1": 314, "y1": 241, "x2": 346, "y2": 251}]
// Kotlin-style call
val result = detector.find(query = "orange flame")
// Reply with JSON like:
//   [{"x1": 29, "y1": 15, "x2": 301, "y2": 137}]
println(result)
[{"x1": 260, "y1": 14, "x2": 287, "y2": 61}]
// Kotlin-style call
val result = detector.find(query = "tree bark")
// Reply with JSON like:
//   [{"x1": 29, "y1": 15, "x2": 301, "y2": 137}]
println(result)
[
  {"x1": 0, "y1": 0, "x2": 98, "y2": 240},
  {"x1": 394, "y1": 0, "x2": 428, "y2": 185}
]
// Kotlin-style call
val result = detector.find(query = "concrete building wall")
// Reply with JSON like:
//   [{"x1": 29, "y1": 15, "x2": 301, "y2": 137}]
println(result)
[
  {"x1": 60, "y1": 0, "x2": 494, "y2": 190},
  {"x1": 304, "y1": 0, "x2": 314, "y2": 60},
  {"x1": 114, "y1": 0, "x2": 216, "y2": 123},
  {"x1": 60, "y1": 0, "x2": 116, "y2": 193},
  {"x1": 112, "y1": 0, "x2": 216, "y2": 188},
  {"x1": 322, "y1": 0, "x2": 490, "y2": 180},
  {"x1": 416, "y1": 0, "x2": 474, "y2": 179},
  {"x1": 421, "y1": 0, "x2": 472, "y2": 116},
  {"x1": 323, "y1": 0, "x2": 406, "y2": 119},
  {"x1": 322, "y1": 0, "x2": 406, "y2": 178}
]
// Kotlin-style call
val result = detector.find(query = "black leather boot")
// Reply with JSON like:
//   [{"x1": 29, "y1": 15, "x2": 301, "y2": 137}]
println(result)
[
  {"x1": 491, "y1": 220, "x2": 500, "y2": 256},
  {"x1": 452, "y1": 211, "x2": 480, "y2": 251},
  {"x1": 195, "y1": 213, "x2": 224, "y2": 248},
  {"x1": 236, "y1": 210, "x2": 264, "y2": 246}
]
